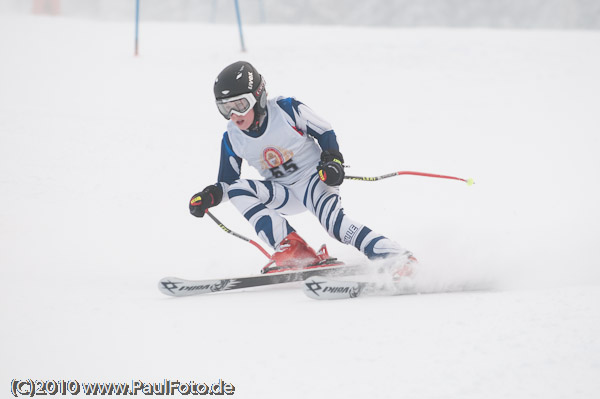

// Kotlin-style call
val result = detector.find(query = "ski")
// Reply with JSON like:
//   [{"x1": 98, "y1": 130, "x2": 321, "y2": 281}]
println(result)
[
  {"x1": 303, "y1": 277, "x2": 378, "y2": 299},
  {"x1": 159, "y1": 263, "x2": 373, "y2": 297},
  {"x1": 303, "y1": 277, "x2": 492, "y2": 300}
]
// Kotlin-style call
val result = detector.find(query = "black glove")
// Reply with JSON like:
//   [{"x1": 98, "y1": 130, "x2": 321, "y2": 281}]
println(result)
[
  {"x1": 317, "y1": 150, "x2": 345, "y2": 186},
  {"x1": 189, "y1": 184, "x2": 223, "y2": 218}
]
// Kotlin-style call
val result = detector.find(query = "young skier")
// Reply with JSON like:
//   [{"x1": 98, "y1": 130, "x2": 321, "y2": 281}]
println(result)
[{"x1": 189, "y1": 61, "x2": 415, "y2": 274}]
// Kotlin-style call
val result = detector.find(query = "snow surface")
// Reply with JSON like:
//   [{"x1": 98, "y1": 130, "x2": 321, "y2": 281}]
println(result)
[{"x1": 1, "y1": 15, "x2": 600, "y2": 398}]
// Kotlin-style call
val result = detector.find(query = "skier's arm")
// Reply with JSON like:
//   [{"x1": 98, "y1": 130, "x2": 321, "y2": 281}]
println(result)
[
  {"x1": 217, "y1": 132, "x2": 243, "y2": 187},
  {"x1": 212, "y1": 132, "x2": 243, "y2": 203},
  {"x1": 189, "y1": 133, "x2": 242, "y2": 217},
  {"x1": 276, "y1": 97, "x2": 340, "y2": 151},
  {"x1": 277, "y1": 97, "x2": 345, "y2": 186}
]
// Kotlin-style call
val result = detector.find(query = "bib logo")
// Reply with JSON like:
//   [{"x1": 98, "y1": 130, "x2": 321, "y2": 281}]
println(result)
[{"x1": 262, "y1": 147, "x2": 293, "y2": 169}]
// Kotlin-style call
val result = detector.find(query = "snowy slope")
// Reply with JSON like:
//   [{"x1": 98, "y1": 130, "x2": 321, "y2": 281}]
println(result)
[{"x1": 1, "y1": 15, "x2": 599, "y2": 398}]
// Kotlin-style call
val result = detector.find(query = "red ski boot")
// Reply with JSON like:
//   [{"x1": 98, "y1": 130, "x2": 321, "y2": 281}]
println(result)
[
  {"x1": 391, "y1": 254, "x2": 418, "y2": 280},
  {"x1": 261, "y1": 232, "x2": 338, "y2": 274}
]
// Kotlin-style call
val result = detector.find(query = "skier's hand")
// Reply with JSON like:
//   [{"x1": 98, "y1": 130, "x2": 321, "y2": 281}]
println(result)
[
  {"x1": 317, "y1": 150, "x2": 345, "y2": 186},
  {"x1": 189, "y1": 184, "x2": 223, "y2": 218}
]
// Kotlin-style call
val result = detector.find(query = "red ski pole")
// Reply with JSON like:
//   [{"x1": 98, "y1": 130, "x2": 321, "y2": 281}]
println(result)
[
  {"x1": 206, "y1": 210, "x2": 271, "y2": 259},
  {"x1": 345, "y1": 171, "x2": 475, "y2": 185}
]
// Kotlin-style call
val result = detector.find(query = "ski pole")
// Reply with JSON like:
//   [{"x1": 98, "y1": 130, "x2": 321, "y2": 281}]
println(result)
[
  {"x1": 345, "y1": 171, "x2": 475, "y2": 185},
  {"x1": 206, "y1": 210, "x2": 272, "y2": 259}
]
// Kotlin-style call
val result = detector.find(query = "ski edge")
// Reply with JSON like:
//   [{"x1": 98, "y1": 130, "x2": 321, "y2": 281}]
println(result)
[{"x1": 303, "y1": 277, "x2": 496, "y2": 300}]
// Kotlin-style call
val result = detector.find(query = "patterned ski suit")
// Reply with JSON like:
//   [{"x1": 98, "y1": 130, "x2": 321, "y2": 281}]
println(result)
[{"x1": 214, "y1": 96, "x2": 404, "y2": 259}]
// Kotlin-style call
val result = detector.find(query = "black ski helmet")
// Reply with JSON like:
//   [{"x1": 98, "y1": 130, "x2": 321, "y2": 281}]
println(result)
[{"x1": 214, "y1": 61, "x2": 267, "y2": 124}]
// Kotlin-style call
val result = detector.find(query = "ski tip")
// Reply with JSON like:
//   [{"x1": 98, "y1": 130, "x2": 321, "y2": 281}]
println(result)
[
  {"x1": 158, "y1": 277, "x2": 183, "y2": 296},
  {"x1": 303, "y1": 277, "x2": 366, "y2": 300}
]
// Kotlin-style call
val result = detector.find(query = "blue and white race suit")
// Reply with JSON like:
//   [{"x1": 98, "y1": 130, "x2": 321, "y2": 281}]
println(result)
[{"x1": 214, "y1": 96, "x2": 405, "y2": 259}]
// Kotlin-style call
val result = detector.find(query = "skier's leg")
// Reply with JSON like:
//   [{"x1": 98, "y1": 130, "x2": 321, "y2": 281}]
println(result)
[
  {"x1": 227, "y1": 179, "x2": 321, "y2": 268},
  {"x1": 226, "y1": 179, "x2": 304, "y2": 249},
  {"x1": 295, "y1": 173, "x2": 411, "y2": 259}
]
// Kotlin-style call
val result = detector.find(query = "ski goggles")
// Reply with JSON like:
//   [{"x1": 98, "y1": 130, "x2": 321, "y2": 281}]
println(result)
[{"x1": 216, "y1": 93, "x2": 256, "y2": 120}]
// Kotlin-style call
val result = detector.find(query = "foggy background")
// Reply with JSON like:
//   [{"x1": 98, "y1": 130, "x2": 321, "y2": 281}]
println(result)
[
  {"x1": 2, "y1": 0, "x2": 600, "y2": 397},
  {"x1": 2, "y1": 0, "x2": 599, "y2": 29}
]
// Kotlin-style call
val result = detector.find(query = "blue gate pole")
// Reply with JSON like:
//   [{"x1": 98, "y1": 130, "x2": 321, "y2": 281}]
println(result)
[
  {"x1": 210, "y1": 0, "x2": 218, "y2": 23},
  {"x1": 258, "y1": 0, "x2": 266, "y2": 23},
  {"x1": 134, "y1": 0, "x2": 140, "y2": 56},
  {"x1": 233, "y1": 0, "x2": 246, "y2": 52}
]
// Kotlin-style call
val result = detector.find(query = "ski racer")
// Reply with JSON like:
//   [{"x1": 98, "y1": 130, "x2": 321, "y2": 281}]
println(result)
[{"x1": 189, "y1": 61, "x2": 415, "y2": 274}]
